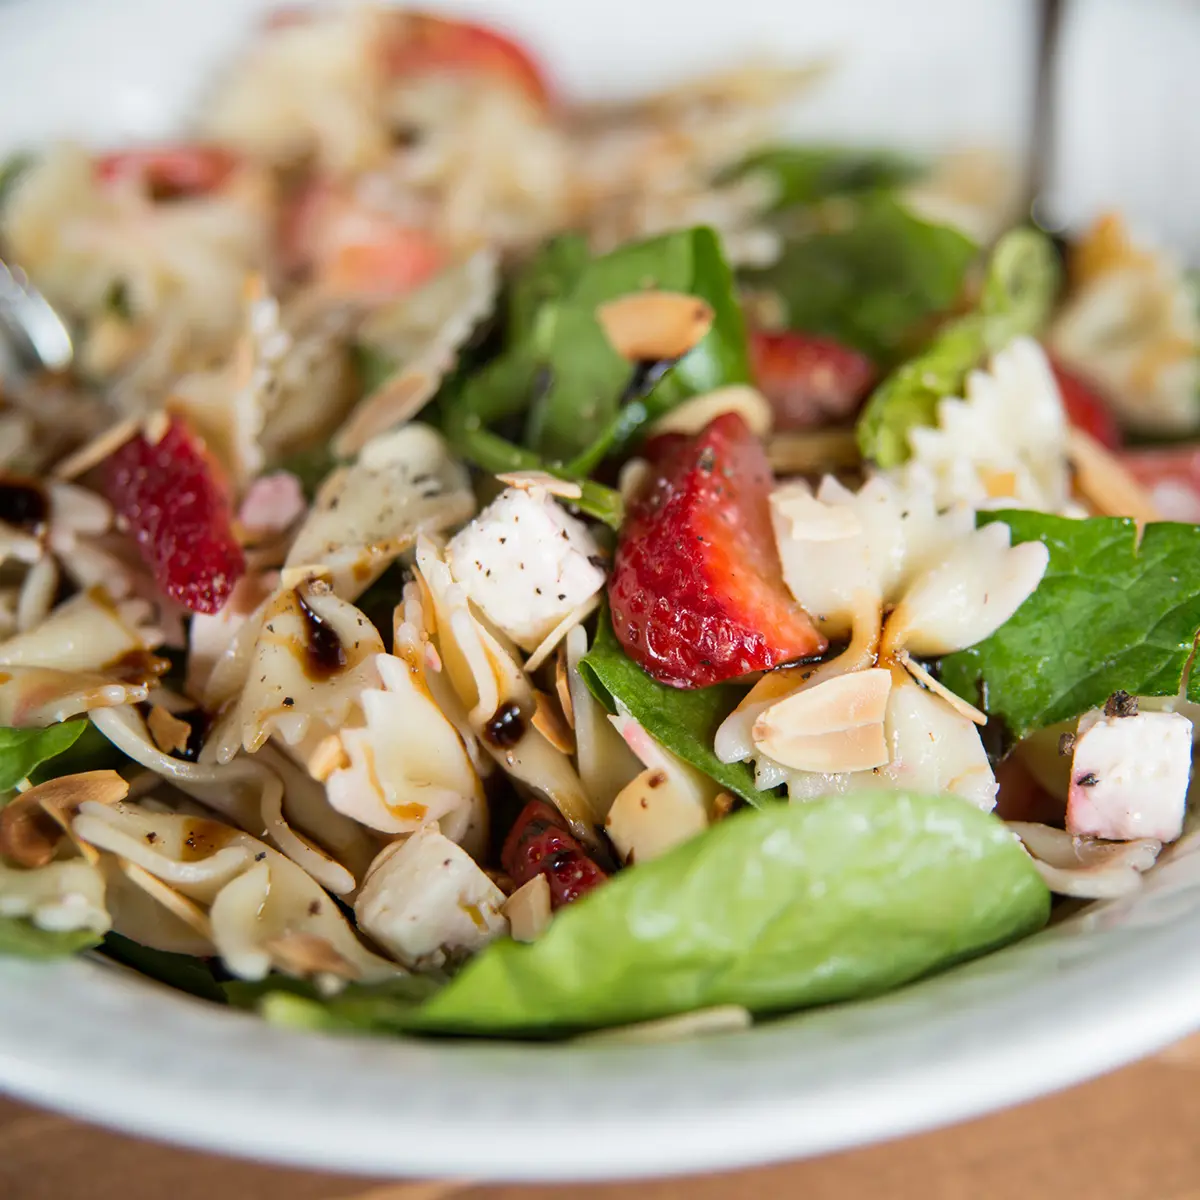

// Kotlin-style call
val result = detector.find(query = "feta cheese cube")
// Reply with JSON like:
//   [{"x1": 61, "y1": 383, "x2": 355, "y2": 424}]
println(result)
[
  {"x1": 445, "y1": 487, "x2": 606, "y2": 652},
  {"x1": 1067, "y1": 708, "x2": 1193, "y2": 842},
  {"x1": 354, "y1": 828, "x2": 507, "y2": 969}
]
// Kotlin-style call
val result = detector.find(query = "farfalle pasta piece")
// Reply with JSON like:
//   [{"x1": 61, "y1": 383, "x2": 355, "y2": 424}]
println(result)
[
  {"x1": 286, "y1": 423, "x2": 474, "y2": 599},
  {"x1": 1008, "y1": 821, "x2": 1162, "y2": 899},
  {"x1": 0, "y1": 589, "x2": 156, "y2": 674},
  {"x1": 415, "y1": 537, "x2": 602, "y2": 844},
  {"x1": 0, "y1": 858, "x2": 110, "y2": 936},
  {"x1": 903, "y1": 338, "x2": 1073, "y2": 513},
  {"x1": 73, "y1": 800, "x2": 397, "y2": 982},
  {"x1": 1050, "y1": 213, "x2": 1200, "y2": 434}
]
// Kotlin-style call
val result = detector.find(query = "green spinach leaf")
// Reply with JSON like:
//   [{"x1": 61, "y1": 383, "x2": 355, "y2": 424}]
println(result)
[
  {"x1": 721, "y1": 145, "x2": 921, "y2": 211},
  {"x1": 741, "y1": 193, "x2": 977, "y2": 363},
  {"x1": 856, "y1": 226, "x2": 1061, "y2": 467},
  {"x1": 411, "y1": 791, "x2": 1048, "y2": 1034},
  {"x1": 940, "y1": 512, "x2": 1200, "y2": 740},
  {"x1": 0, "y1": 723, "x2": 87, "y2": 793},
  {"x1": 0, "y1": 917, "x2": 101, "y2": 959},
  {"x1": 100, "y1": 933, "x2": 226, "y2": 1003},
  {"x1": 27, "y1": 721, "x2": 124, "y2": 785},
  {"x1": 578, "y1": 611, "x2": 784, "y2": 809}
]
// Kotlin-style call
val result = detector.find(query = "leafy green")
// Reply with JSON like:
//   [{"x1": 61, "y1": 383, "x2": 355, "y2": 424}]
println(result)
[
  {"x1": 741, "y1": 193, "x2": 977, "y2": 363},
  {"x1": 352, "y1": 342, "x2": 399, "y2": 398},
  {"x1": 0, "y1": 917, "x2": 101, "y2": 959},
  {"x1": 940, "y1": 512, "x2": 1200, "y2": 741},
  {"x1": 0, "y1": 151, "x2": 34, "y2": 208},
  {"x1": 0, "y1": 723, "x2": 87, "y2": 793},
  {"x1": 440, "y1": 226, "x2": 749, "y2": 520},
  {"x1": 27, "y1": 721, "x2": 124, "y2": 785},
  {"x1": 856, "y1": 226, "x2": 1061, "y2": 467},
  {"x1": 722, "y1": 145, "x2": 922, "y2": 211},
  {"x1": 100, "y1": 933, "x2": 226, "y2": 1003},
  {"x1": 578, "y1": 610, "x2": 784, "y2": 809},
  {"x1": 401, "y1": 792, "x2": 1045, "y2": 1036},
  {"x1": 276, "y1": 443, "x2": 343, "y2": 501}
]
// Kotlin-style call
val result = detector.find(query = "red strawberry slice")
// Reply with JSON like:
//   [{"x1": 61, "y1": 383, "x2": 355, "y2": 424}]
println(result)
[
  {"x1": 749, "y1": 330, "x2": 877, "y2": 430},
  {"x1": 95, "y1": 145, "x2": 240, "y2": 201},
  {"x1": 1047, "y1": 357, "x2": 1122, "y2": 450},
  {"x1": 502, "y1": 800, "x2": 607, "y2": 907},
  {"x1": 102, "y1": 417, "x2": 245, "y2": 614},
  {"x1": 610, "y1": 412, "x2": 826, "y2": 688}
]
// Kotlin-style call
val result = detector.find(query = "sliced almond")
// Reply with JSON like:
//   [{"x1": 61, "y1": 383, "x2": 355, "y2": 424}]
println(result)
[
  {"x1": 118, "y1": 858, "x2": 214, "y2": 942},
  {"x1": 555, "y1": 645, "x2": 574, "y2": 730},
  {"x1": 532, "y1": 688, "x2": 576, "y2": 755},
  {"x1": 617, "y1": 458, "x2": 652, "y2": 504},
  {"x1": 523, "y1": 592, "x2": 601, "y2": 675},
  {"x1": 1066, "y1": 426, "x2": 1160, "y2": 522},
  {"x1": 595, "y1": 291, "x2": 714, "y2": 362},
  {"x1": 647, "y1": 385, "x2": 773, "y2": 439},
  {"x1": 52, "y1": 416, "x2": 141, "y2": 481},
  {"x1": 305, "y1": 733, "x2": 350, "y2": 782},
  {"x1": 332, "y1": 367, "x2": 437, "y2": 460},
  {"x1": 767, "y1": 429, "x2": 861, "y2": 477},
  {"x1": 495, "y1": 471, "x2": 583, "y2": 501},
  {"x1": 753, "y1": 668, "x2": 891, "y2": 772},
  {"x1": 0, "y1": 770, "x2": 128, "y2": 867},
  {"x1": 894, "y1": 650, "x2": 988, "y2": 726},
  {"x1": 141, "y1": 411, "x2": 171, "y2": 446},
  {"x1": 501, "y1": 873, "x2": 552, "y2": 943},
  {"x1": 147, "y1": 705, "x2": 193, "y2": 755},
  {"x1": 264, "y1": 930, "x2": 362, "y2": 979}
]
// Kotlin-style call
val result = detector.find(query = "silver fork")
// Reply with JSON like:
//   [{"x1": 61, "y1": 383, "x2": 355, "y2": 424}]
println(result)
[{"x1": 0, "y1": 258, "x2": 73, "y2": 374}]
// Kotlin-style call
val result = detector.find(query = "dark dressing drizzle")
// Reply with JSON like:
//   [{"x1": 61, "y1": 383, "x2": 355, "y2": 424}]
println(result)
[
  {"x1": 483, "y1": 701, "x2": 525, "y2": 748},
  {"x1": 0, "y1": 476, "x2": 49, "y2": 533},
  {"x1": 295, "y1": 589, "x2": 348, "y2": 681}
]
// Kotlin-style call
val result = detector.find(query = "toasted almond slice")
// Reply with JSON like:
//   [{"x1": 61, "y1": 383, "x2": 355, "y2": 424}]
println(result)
[
  {"x1": 118, "y1": 858, "x2": 214, "y2": 942},
  {"x1": 555, "y1": 645, "x2": 574, "y2": 730},
  {"x1": 1066, "y1": 426, "x2": 1160, "y2": 522},
  {"x1": 501, "y1": 873, "x2": 552, "y2": 943},
  {"x1": 52, "y1": 417, "x2": 141, "y2": 481},
  {"x1": 713, "y1": 791, "x2": 735, "y2": 821},
  {"x1": 894, "y1": 649, "x2": 988, "y2": 726},
  {"x1": 0, "y1": 770, "x2": 128, "y2": 867},
  {"x1": 147, "y1": 705, "x2": 193, "y2": 755},
  {"x1": 647, "y1": 385, "x2": 773, "y2": 439},
  {"x1": 532, "y1": 688, "x2": 575, "y2": 755},
  {"x1": 306, "y1": 733, "x2": 350, "y2": 782},
  {"x1": 264, "y1": 930, "x2": 362, "y2": 980},
  {"x1": 767, "y1": 429, "x2": 861, "y2": 477},
  {"x1": 142, "y1": 411, "x2": 171, "y2": 446},
  {"x1": 279, "y1": 564, "x2": 333, "y2": 591},
  {"x1": 575, "y1": 1005, "x2": 752, "y2": 1045},
  {"x1": 753, "y1": 668, "x2": 892, "y2": 772},
  {"x1": 617, "y1": 458, "x2": 652, "y2": 505},
  {"x1": 332, "y1": 366, "x2": 438, "y2": 460},
  {"x1": 523, "y1": 593, "x2": 601, "y2": 675},
  {"x1": 596, "y1": 291, "x2": 714, "y2": 362},
  {"x1": 495, "y1": 470, "x2": 583, "y2": 501}
]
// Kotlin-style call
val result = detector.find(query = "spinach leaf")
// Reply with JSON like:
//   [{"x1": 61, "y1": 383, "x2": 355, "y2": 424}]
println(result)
[
  {"x1": 0, "y1": 917, "x2": 101, "y2": 959},
  {"x1": 27, "y1": 721, "x2": 124, "y2": 785},
  {"x1": 856, "y1": 226, "x2": 1061, "y2": 467},
  {"x1": 578, "y1": 610, "x2": 783, "y2": 809},
  {"x1": 100, "y1": 933, "x2": 226, "y2": 1003},
  {"x1": 741, "y1": 193, "x2": 977, "y2": 363},
  {"x1": 0, "y1": 723, "x2": 87, "y2": 793},
  {"x1": 721, "y1": 145, "x2": 922, "y2": 211},
  {"x1": 275, "y1": 443, "x2": 343, "y2": 501},
  {"x1": 407, "y1": 791, "x2": 1048, "y2": 1035},
  {"x1": 0, "y1": 151, "x2": 34, "y2": 208},
  {"x1": 352, "y1": 342, "x2": 399, "y2": 398},
  {"x1": 940, "y1": 512, "x2": 1200, "y2": 741},
  {"x1": 440, "y1": 227, "x2": 749, "y2": 511}
]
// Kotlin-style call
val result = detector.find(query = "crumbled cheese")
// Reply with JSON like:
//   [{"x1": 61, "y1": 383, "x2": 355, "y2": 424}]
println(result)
[
  {"x1": 1067, "y1": 708, "x2": 1193, "y2": 842},
  {"x1": 445, "y1": 487, "x2": 606, "y2": 652}
]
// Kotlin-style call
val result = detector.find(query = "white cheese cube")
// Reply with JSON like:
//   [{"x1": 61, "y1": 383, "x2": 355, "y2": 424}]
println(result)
[{"x1": 1067, "y1": 708, "x2": 1193, "y2": 842}]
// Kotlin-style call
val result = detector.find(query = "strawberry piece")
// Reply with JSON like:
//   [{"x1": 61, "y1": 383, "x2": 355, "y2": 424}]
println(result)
[
  {"x1": 103, "y1": 417, "x2": 245, "y2": 614},
  {"x1": 384, "y1": 12, "x2": 552, "y2": 107},
  {"x1": 610, "y1": 413, "x2": 826, "y2": 688},
  {"x1": 502, "y1": 800, "x2": 607, "y2": 907},
  {"x1": 95, "y1": 145, "x2": 240, "y2": 201},
  {"x1": 1119, "y1": 445, "x2": 1200, "y2": 523},
  {"x1": 1048, "y1": 357, "x2": 1122, "y2": 450},
  {"x1": 749, "y1": 330, "x2": 877, "y2": 431}
]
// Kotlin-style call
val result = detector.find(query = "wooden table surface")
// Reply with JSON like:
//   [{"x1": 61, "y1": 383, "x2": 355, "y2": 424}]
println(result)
[{"x1": 5, "y1": 1036, "x2": 1200, "y2": 1200}]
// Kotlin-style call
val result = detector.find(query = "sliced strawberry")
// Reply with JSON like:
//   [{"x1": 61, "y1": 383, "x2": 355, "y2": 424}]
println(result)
[
  {"x1": 502, "y1": 800, "x2": 607, "y2": 907},
  {"x1": 1048, "y1": 357, "x2": 1122, "y2": 450},
  {"x1": 95, "y1": 145, "x2": 240, "y2": 201},
  {"x1": 610, "y1": 413, "x2": 826, "y2": 689},
  {"x1": 102, "y1": 417, "x2": 245, "y2": 615},
  {"x1": 749, "y1": 330, "x2": 877, "y2": 431},
  {"x1": 1119, "y1": 445, "x2": 1200, "y2": 523},
  {"x1": 383, "y1": 12, "x2": 551, "y2": 108}
]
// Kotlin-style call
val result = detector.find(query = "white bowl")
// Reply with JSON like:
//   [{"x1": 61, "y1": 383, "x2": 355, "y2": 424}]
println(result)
[{"x1": 1, "y1": 0, "x2": 1199, "y2": 1182}]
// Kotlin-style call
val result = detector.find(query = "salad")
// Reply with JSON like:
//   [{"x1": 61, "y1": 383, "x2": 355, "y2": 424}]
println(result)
[{"x1": 0, "y1": 5, "x2": 1198, "y2": 1042}]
